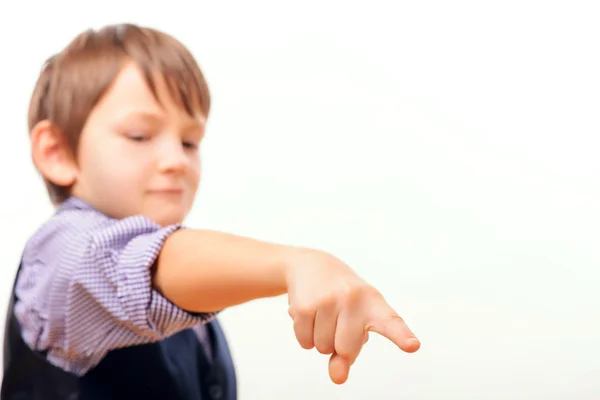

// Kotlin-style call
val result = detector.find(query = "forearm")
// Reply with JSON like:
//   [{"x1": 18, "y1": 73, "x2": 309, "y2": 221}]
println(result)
[{"x1": 153, "y1": 228, "x2": 300, "y2": 313}]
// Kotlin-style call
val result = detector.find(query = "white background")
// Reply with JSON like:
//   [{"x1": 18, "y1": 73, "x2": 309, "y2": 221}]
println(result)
[{"x1": 1, "y1": 1, "x2": 599, "y2": 399}]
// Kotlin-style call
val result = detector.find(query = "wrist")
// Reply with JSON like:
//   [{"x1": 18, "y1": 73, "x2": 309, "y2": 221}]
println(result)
[{"x1": 281, "y1": 246, "x2": 330, "y2": 288}]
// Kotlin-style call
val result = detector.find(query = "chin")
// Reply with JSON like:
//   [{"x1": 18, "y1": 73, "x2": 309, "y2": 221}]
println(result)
[{"x1": 150, "y1": 210, "x2": 187, "y2": 227}]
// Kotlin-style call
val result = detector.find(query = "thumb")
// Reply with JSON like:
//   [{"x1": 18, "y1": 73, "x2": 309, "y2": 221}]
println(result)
[
  {"x1": 328, "y1": 353, "x2": 351, "y2": 385},
  {"x1": 328, "y1": 332, "x2": 368, "y2": 384}
]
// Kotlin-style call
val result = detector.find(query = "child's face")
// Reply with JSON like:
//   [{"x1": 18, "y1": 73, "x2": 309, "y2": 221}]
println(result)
[{"x1": 70, "y1": 62, "x2": 205, "y2": 226}]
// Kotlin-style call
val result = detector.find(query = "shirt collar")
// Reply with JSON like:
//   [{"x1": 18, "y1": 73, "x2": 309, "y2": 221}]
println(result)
[{"x1": 57, "y1": 196, "x2": 96, "y2": 212}]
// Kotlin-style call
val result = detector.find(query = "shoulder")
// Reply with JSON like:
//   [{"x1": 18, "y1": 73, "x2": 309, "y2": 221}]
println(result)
[
  {"x1": 22, "y1": 198, "x2": 111, "y2": 265},
  {"x1": 21, "y1": 197, "x2": 175, "y2": 267}
]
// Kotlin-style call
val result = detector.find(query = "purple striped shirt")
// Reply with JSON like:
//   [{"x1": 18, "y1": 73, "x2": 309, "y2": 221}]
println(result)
[{"x1": 13, "y1": 197, "x2": 216, "y2": 376}]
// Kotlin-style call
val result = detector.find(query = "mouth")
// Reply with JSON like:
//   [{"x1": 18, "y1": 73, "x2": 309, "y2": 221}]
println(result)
[{"x1": 148, "y1": 188, "x2": 184, "y2": 195}]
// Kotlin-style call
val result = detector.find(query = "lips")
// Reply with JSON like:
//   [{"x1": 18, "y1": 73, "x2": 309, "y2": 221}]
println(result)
[{"x1": 148, "y1": 188, "x2": 184, "y2": 195}]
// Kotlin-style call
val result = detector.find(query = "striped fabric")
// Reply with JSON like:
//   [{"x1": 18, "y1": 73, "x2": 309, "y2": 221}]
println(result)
[{"x1": 13, "y1": 197, "x2": 216, "y2": 376}]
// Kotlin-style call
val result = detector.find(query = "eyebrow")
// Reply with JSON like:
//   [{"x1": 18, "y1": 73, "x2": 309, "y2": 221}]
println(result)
[
  {"x1": 117, "y1": 110, "x2": 206, "y2": 132},
  {"x1": 118, "y1": 110, "x2": 163, "y2": 124}
]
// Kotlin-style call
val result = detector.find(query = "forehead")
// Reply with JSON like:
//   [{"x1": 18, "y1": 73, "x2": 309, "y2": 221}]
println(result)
[{"x1": 92, "y1": 62, "x2": 206, "y2": 125}]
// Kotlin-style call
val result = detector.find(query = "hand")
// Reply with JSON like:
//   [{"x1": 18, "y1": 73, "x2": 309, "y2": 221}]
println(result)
[{"x1": 285, "y1": 249, "x2": 420, "y2": 384}]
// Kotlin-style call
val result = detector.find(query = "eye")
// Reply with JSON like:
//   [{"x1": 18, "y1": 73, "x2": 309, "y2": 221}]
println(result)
[
  {"x1": 182, "y1": 141, "x2": 198, "y2": 150},
  {"x1": 126, "y1": 133, "x2": 150, "y2": 142}
]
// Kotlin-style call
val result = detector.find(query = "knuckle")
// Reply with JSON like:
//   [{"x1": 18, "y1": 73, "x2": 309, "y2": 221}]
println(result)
[
  {"x1": 317, "y1": 292, "x2": 338, "y2": 308},
  {"x1": 294, "y1": 305, "x2": 316, "y2": 318},
  {"x1": 365, "y1": 313, "x2": 404, "y2": 334},
  {"x1": 315, "y1": 341, "x2": 335, "y2": 355},
  {"x1": 334, "y1": 345, "x2": 354, "y2": 359},
  {"x1": 385, "y1": 313, "x2": 405, "y2": 325},
  {"x1": 345, "y1": 282, "x2": 380, "y2": 306}
]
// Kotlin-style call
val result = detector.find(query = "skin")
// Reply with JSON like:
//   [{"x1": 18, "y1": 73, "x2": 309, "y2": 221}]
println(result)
[{"x1": 30, "y1": 61, "x2": 420, "y2": 385}]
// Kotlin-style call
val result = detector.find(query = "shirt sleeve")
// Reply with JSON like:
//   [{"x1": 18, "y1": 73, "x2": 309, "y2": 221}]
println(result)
[{"x1": 14, "y1": 214, "x2": 216, "y2": 376}]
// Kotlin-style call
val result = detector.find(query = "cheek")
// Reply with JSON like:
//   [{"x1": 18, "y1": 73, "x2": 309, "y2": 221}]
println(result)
[
  {"x1": 81, "y1": 143, "x2": 152, "y2": 188},
  {"x1": 189, "y1": 155, "x2": 201, "y2": 182}
]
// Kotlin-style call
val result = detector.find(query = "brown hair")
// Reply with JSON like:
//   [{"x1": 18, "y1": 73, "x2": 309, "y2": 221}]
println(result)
[{"x1": 28, "y1": 23, "x2": 211, "y2": 204}]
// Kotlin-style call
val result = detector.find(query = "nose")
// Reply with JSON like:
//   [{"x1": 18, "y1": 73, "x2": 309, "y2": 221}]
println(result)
[{"x1": 157, "y1": 139, "x2": 189, "y2": 174}]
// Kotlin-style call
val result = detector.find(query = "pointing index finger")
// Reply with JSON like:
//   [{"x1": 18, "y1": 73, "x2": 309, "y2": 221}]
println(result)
[{"x1": 366, "y1": 310, "x2": 420, "y2": 353}]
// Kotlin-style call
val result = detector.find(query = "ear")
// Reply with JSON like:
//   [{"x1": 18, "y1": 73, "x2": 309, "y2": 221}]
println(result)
[{"x1": 30, "y1": 120, "x2": 78, "y2": 187}]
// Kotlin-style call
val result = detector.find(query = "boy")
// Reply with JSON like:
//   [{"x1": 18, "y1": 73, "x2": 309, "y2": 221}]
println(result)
[{"x1": 1, "y1": 23, "x2": 420, "y2": 399}]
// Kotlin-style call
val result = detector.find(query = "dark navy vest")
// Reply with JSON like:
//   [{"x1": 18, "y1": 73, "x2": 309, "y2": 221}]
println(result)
[{"x1": 1, "y1": 266, "x2": 237, "y2": 400}]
